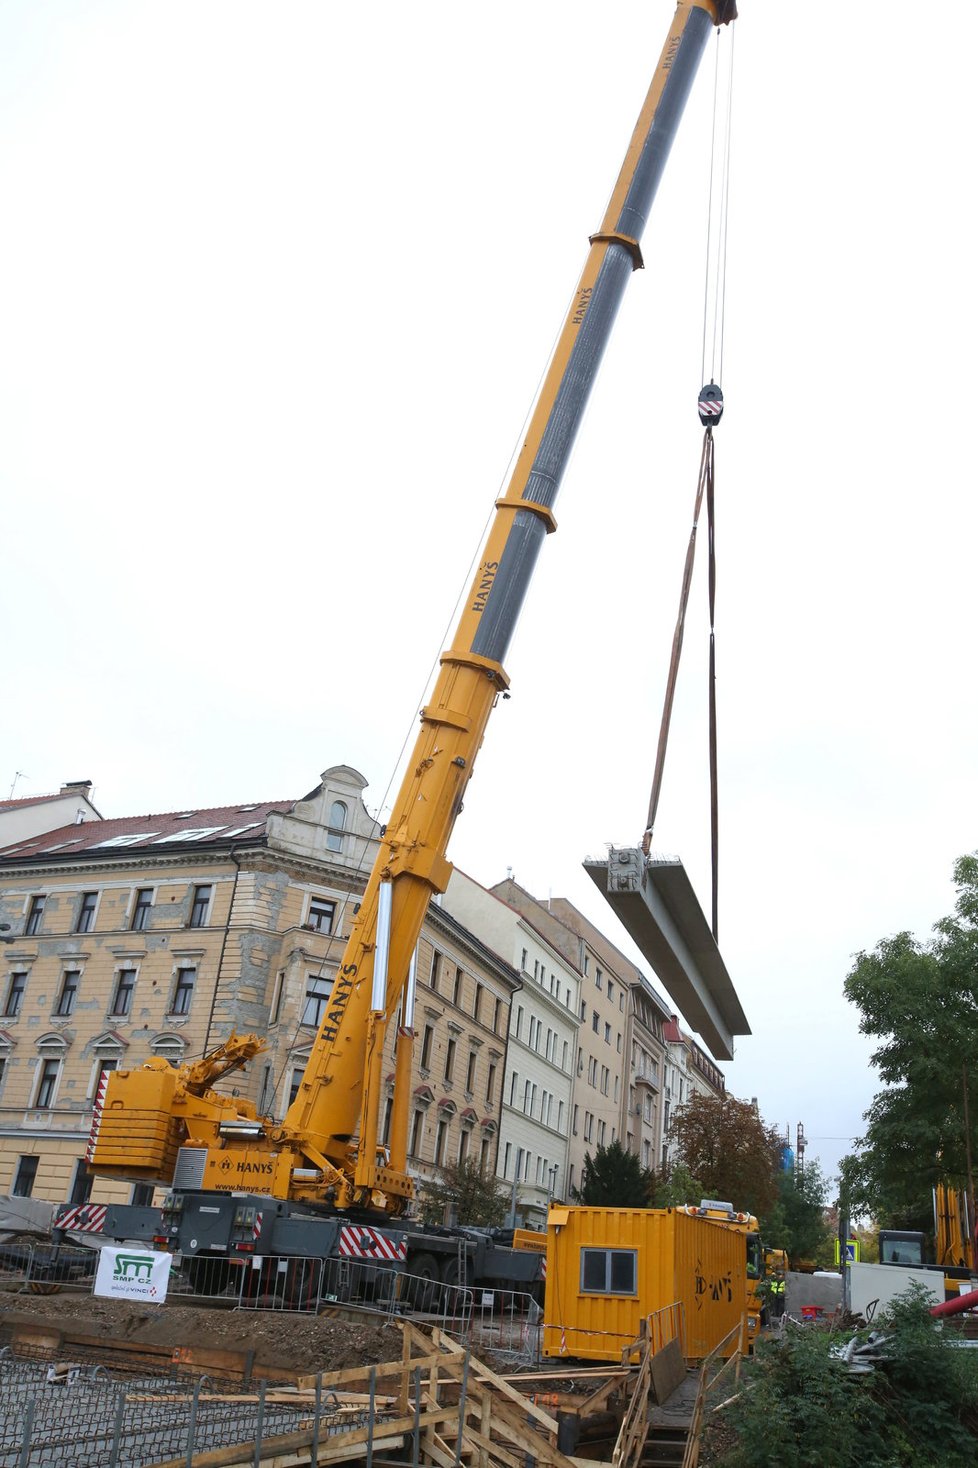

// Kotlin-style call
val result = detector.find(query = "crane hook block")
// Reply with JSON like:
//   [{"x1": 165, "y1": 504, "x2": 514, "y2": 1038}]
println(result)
[{"x1": 698, "y1": 382, "x2": 724, "y2": 427}]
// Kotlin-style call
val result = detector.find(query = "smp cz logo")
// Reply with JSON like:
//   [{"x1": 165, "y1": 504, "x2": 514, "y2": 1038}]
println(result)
[{"x1": 112, "y1": 1253, "x2": 155, "y2": 1283}]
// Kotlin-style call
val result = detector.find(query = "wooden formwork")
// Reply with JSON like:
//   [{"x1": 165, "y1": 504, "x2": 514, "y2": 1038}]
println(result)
[{"x1": 150, "y1": 1319, "x2": 650, "y2": 1468}]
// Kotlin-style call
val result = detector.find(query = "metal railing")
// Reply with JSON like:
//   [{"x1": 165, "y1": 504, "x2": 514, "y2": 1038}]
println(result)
[{"x1": 0, "y1": 1242, "x2": 96, "y2": 1295}]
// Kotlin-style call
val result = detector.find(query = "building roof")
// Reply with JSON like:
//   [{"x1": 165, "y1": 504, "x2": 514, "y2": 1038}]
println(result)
[
  {"x1": 0, "y1": 800, "x2": 294, "y2": 864},
  {"x1": 0, "y1": 793, "x2": 67, "y2": 810}
]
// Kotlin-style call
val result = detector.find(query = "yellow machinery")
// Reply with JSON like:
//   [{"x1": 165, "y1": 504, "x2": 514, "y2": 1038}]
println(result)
[
  {"x1": 934, "y1": 1184, "x2": 975, "y2": 1273},
  {"x1": 90, "y1": 0, "x2": 738, "y2": 1227},
  {"x1": 543, "y1": 1206, "x2": 746, "y2": 1363}
]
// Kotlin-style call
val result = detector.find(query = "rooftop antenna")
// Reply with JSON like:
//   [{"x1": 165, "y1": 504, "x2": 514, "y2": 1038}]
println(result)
[{"x1": 7, "y1": 772, "x2": 27, "y2": 800}]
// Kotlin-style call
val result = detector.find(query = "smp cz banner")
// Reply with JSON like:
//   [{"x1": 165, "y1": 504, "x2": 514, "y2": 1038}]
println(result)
[{"x1": 94, "y1": 1246, "x2": 172, "y2": 1303}]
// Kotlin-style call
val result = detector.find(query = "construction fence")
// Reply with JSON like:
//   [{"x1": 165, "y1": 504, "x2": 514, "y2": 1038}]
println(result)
[{"x1": 0, "y1": 1243, "x2": 543, "y2": 1366}]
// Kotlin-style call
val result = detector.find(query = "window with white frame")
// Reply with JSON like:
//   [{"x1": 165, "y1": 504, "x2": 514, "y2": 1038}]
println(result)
[
  {"x1": 326, "y1": 800, "x2": 348, "y2": 853},
  {"x1": 75, "y1": 892, "x2": 97, "y2": 934},
  {"x1": 130, "y1": 888, "x2": 153, "y2": 931}
]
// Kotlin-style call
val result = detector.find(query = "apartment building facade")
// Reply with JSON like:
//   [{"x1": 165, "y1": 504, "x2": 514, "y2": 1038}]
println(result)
[
  {"x1": 492, "y1": 883, "x2": 674, "y2": 1194},
  {"x1": 660, "y1": 1014, "x2": 726, "y2": 1168},
  {"x1": 0, "y1": 766, "x2": 517, "y2": 1209},
  {"x1": 441, "y1": 873, "x2": 579, "y2": 1226}
]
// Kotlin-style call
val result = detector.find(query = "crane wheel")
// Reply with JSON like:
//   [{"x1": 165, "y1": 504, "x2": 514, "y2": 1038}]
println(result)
[{"x1": 403, "y1": 1252, "x2": 439, "y2": 1311}]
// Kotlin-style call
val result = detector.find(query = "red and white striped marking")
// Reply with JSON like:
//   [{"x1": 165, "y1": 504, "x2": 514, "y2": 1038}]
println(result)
[
  {"x1": 698, "y1": 397, "x2": 723, "y2": 417},
  {"x1": 337, "y1": 1225, "x2": 407, "y2": 1263},
  {"x1": 55, "y1": 1203, "x2": 107, "y2": 1234},
  {"x1": 539, "y1": 1256, "x2": 547, "y2": 1281},
  {"x1": 85, "y1": 1070, "x2": 111, "y2": 1163},
  {"x1": 253, "y1": 1213, "x2": 263, "y2": 1242}
]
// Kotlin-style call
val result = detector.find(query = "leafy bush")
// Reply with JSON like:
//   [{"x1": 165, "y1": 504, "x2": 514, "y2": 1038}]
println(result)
[{"x1": 716, "y1": 1290, "x2": 978, "y2": 1467}]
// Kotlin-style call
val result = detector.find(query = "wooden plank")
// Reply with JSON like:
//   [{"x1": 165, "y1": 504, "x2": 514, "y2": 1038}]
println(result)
[
  {"x1": 650, "y1": 1340, "x2": 685, "y2": 1406},
  {"x1": 439, "y1": 1354, "x2": 560, "y2": 1435}
]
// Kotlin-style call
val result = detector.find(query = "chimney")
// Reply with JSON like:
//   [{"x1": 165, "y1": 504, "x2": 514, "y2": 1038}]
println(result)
[{"x1": 60, "y1": 781, "x2": 92, "y2": 796}]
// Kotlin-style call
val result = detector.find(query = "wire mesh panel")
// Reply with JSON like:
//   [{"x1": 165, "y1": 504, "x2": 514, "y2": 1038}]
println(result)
[{"x1": 0, "y1": 1357, "x2": 368, "y2": 1468}]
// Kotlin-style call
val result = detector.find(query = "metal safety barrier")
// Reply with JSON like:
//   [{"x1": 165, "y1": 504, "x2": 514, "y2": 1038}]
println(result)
[
  {"x1": 0, "y1": 1242, "x2": 97, "y2": 1295},
  {"x1": 467, "y1": 1288, "x2": 543, "y2": 1367},
  {"x1": 0, "y1": 1354, "x2": 373, "y2": 1468}
]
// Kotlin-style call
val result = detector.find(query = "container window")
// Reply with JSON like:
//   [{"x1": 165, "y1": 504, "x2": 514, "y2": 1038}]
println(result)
[{"x1": 580, "y1": 1247, "x2": 637, "y2": 1295}]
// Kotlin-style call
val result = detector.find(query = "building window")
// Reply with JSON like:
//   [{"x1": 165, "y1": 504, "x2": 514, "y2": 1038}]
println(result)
[
  {"x1": 420, "y1": 1024, "x2": 434, "y2": 1070},
  {"x1": 434, "y1": 1119, "x2": 448, "y2": 1166},
  {"x1": 604, "y1": 1022, "x2": 611, "y2": 1044},
  {"x1": 92, "y1": 1057, "x2": 118, "y2": 1100},
  {"x1": 444, "y1": 1038, "x2": 456, "y2": 1083},
  {"x1": 288, "y1": 1069, "x2": 304, "y2": 1106},
  {"x1": 269, "y1": 972, "x2": 284, "y2": 1025},
  {"x1": 326, "y1": 800, "x2": 348, "y2": 853},
  {"x1": 572, "y1": 1104, "x2": 579, "y2": 1135},
  {"x1": 581, "y1": 1248, "x2": 637, "y2": 1296},
  {"x1": 580, "y1": 1000, "x2": 586, "y2": 1020},
  {"x1": 493, "y1": 997, "x2": 502, "y2": 1034},
  {"x1": 131, "y1": 1183, "x2": 155, "y2": 1206},
  {"x1": 76, "y1": 892, "x2": 97, "y2": 934},
  {"x1": 474, "y1": 984, "x2": 484, "y2": 1023},
  {"x1": 607, "y1": 980, "x2": 613, "y2": 1003},
  {"x1": 56, "y1": 970, "x2": 80, "y2": 1017},
  {"x1": 458, "y1": 1129, "x2": 470, "y2": 1164},
  {"x1": 68, "y1": 1157, "x2": 93, "y2": 1206},
  {"x1": 13, "y1": 1155, "x2": 38, "y2": 1197},
  {"x1": 131, "y1": 889, "x2": 153, "y2": 931},
  {"x1": 35, "y1": 1059, "x2": 61, "y2": 1108},
  {"x1": 592, "y1": 1011, "x2": 599, "y2": 1033},
  {"x1": 595, "y1": 969, "x2": 602, "y2": 990},
  {"x1": 4, "y1": 971, "x2": 27, "y2": 1017},
  {"x1": 521, "y1": 948, "x2": 528, "y2": 971},
  {"x1": 189, "y1": 885, "x2": 212, "y2": 928},
  {"x1": 503, "y1": 1141, "x2": 512, "y2": 1178},
  {"x1": 308, "y1": 896, "x2": 335, "y2": 933},
  {"x1": 587, "y1": 1057, "x2": 597, "y2": 1086},
  {"x1": 171, "y1": 967, "x2": 197, "y2": 1016},
  {"x1": 382, "y1": 1096, "x2": 393, "y2": 1145},
  {"x1": 480, "y1": 1137, "x2": 490, "y2": 1170},
  {"x1": 409, "y1": 1109, "x2": 424, "y2": 1157},
  {"x1": 600, "y1": 1065, "x2": 609, "y2": 1096},
  {"x1": 111, "y1": 969, "x2": 136, "y2": 1018},
  {"x1": 509, "y1": 1070, "x2": 518, "y2": 1106},
  {"x1": 152, "y1": 1035, "x2": 186, "y2": 1066},
  {"x1": 597, "y1": 1120, "x2": 606, "y2": 1146},
  {"x1": 486, "y1": 1063, "x2": 496, "y2": 1106},
  {"x1": 25, "y1": 896, "x2": 45, "y2": 936},
  {"x1": 465, "y1": 1051, "x2": 476, "y2": 1093},
  {"x1": 301, "y1": 974, "x2": 333, "y2": 1027},
  {"x1": 452, "y1": 967, "x2": 463, "y2": 1007}
]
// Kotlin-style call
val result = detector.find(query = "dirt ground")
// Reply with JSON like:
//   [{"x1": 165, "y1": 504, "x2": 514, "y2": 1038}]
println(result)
[{"x1": 0, "y1": 1288, "x2": 398, "y2": 1373}]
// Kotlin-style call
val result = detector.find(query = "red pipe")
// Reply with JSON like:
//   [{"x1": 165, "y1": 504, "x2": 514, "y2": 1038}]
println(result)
[{"x1": 930, "y1": 1289, "x2": 978, "y2": 1318}]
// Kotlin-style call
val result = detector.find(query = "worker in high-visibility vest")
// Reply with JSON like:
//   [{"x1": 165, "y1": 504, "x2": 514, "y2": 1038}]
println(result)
[{"x1": 768, "y1": 1270, "x2": 786, "y2": 1320}]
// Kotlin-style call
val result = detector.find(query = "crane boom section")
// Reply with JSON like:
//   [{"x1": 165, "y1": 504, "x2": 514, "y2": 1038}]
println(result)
[
  {"x1": 88, "y1": 1, "x2": 729, "y2": 1215},
  {"x1": 279, "y1": 0, "x2": 724, "y2": 1202}
]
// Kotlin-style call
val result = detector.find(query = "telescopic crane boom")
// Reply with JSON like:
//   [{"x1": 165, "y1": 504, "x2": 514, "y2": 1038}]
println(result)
[{"x1": 89, "y1": 0, "x2": 737, "y2": 1219}]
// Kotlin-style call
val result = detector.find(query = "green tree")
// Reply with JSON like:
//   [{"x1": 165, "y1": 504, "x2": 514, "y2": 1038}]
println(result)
[
  {"x1": 651, "y1": 1162, "x2": 705, "y2": 1209},
  {"x1": 415, "y1": 1158, "x2": 510, "y2": 1228},
  {"x1": 842, "y1": 853, "x2": 978, "y2": 1223},
  {"x1": 762, "y1": 1162, "x2": 832, "y2": 1263},
  {"x1": 571, "y1": 1140, "x2": 655, "y2": 1207},
  {"x1": 668, "y1": 1092, "x2": 782, "y2": 1219}
]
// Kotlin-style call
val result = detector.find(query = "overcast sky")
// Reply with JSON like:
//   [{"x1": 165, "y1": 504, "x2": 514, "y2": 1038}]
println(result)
[{"x1": 2, "y1": 2, "x2": 975, "y2": 1194}]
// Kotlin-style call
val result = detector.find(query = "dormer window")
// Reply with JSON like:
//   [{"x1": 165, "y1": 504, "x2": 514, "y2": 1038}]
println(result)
[{"x1": 326, "y1": 801, "x2": 348, "y2": 853}]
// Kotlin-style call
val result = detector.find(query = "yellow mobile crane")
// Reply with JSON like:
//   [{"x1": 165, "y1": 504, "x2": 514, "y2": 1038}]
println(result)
[{"x1": 82, "y1": 0, "x2": 738, "y2": 1285}]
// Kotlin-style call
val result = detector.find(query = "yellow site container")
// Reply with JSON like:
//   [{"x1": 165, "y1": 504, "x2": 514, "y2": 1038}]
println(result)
[{"x1": 543, "y1": 1206, "x2": 746, "y2": 1362}]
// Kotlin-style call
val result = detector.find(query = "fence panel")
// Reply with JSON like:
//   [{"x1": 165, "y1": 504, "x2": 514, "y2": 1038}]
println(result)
[{"x1": 467, "y1": 1288, "x2": 542, "y2": 1366}]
